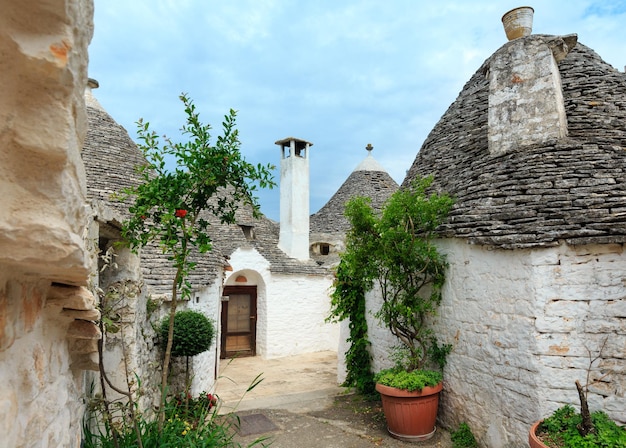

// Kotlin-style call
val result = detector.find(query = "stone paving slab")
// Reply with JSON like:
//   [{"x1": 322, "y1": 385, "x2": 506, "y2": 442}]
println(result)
[
  {"x1": 215, "y1": 352, "x2": 453, "y2": 447},
  {"x1": 231, "y1": 408, "x2": 453, "y2": 448}
]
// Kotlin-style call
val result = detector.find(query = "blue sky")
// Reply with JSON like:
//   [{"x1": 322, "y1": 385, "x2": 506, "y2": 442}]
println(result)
[{"x1": 88, "y1": 1, "x2": 626, "y2": 221}]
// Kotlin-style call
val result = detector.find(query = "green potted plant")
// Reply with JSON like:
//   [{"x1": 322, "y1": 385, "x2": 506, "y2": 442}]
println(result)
[
  {"x1": 339, "y1": 176, "x2": 454, "y2": 442},
  {"x1": 529, "y1": 340, "x2": 626, "y2": 447}
]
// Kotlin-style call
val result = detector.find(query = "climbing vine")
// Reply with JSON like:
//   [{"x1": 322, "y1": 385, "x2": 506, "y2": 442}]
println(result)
[
  {"x1": 329, "y1": 257, "x2": 375, "y2": 395},
  {"x1": 330, "y1": 176, "x2": 454, "y2": 394},
  {"x1": 329, "y1": 193, "x2": 380, "y2": 396}
]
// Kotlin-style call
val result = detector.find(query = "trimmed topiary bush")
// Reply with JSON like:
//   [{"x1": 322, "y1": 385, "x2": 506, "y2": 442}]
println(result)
[{"x1": 159, "y1": 310, "x2": 215, "y2": 357}]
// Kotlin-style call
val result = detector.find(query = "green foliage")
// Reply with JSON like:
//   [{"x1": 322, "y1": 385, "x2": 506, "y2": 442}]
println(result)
[
  {"x1": 160, "y1": 310, "x2": 215, "y2": 357},
  {"x1": 83, "y1": 391, "x2": 269, "y2": 447},
  {"x1": 451, "y1": 422, "x2": 478, "y2": 448},
  {"x1": 537, "y1": 405, "x2": 626, "y2": 447},
  {"x1": 332, "y1": 175, "x2": 454, "y2": 380},
  {"x1": 119, "y1": 94, "x2": 275, "y2": 302},
  {"x1": 146, "y1": 297, "x2": 159, "y2": 317},
  {"x1": 328, "y1": 258, "x2": 375, "y2": 396},
  {"x1": 116, "y1": 93, "x2": 276, "y2": 425},
  {"x1": 374, "y1": 368, "x2": 442, "y2": 392}
]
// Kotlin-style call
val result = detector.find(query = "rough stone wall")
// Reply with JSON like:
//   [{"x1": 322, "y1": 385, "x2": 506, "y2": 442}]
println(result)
[
  {"x1": 350, "y1": 240, "x2": 625, "y2": 446},
  {"x1": 434, "y1": 240, "x2": 625, "y2": 447},
  {"x1": 0, "y1": 1, "x2": 95, "y2": 446},
  {"x1": 488, "y1": 36, "x2": 570, "y2": 155}
]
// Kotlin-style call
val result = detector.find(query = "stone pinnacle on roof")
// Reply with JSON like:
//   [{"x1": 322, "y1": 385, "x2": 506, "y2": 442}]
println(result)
[
  {"x1": 355, "y1": 142, "x2": 387, "y2": 172},
  {"x1": 310, "y1": 143, "x2": 398, "y2": 233}
]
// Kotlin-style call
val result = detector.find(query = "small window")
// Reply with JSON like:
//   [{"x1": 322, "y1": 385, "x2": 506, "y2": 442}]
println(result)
[
  {"x1": 239, "y1": 225, "x2": 255, "y2": 240},
  {"x1": 311, "y1": 242, "x2": 331, "y2": 256}
]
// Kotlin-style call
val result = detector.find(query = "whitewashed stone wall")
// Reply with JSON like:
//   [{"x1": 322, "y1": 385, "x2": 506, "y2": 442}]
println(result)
[
  {"x1": 226, "y1": 247, "x2": 338, "y2": 359},
  {"x1": 0, "y1": 1, "x2": 95, "y2": 446},
  {"x1": 356, "y1": 239, "x2": 626, "y2": 447},
  {"x1": 187, "y1": 277, "x2": 223, "y2": 396},
  {"x1": 265, "y1": 273, "x2": 338, "y2": 358}
]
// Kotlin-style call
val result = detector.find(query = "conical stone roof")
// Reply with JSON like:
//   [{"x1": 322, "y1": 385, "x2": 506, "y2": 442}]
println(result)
[
  {"x1": 404, "y1": 37, "x2": 626, "y2": 249},
  {"x1": 310, "y1": 146, "x2": 398, "y2": 234}
]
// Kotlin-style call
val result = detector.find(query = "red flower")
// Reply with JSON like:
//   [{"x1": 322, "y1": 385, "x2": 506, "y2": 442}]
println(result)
[{"x1": 175, "y1": 209, "x2": 187, "y2": 218}]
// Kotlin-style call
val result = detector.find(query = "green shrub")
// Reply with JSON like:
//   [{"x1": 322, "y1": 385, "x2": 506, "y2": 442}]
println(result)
[
  {"x1": 160, "y1": 310, "x2": 215, "y2": 357},
  {"x1": 451, "y1": 422, "x2": 478, "y2": 448},
  {"x1": 537, "y1": 404, "x2": 626, "y2": 447},
  {"x1": 373, "y1": 368, "x2": 442, "y2": 392},
  {"x1": 83, "y1": 391, "x2": 265, "y2": 447}
]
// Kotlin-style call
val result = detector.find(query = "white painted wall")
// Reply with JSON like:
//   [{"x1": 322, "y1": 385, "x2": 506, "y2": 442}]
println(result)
[
  {"x1": 265, "y1": 273, "x2": 338, "y2": 358},
  {"x1": 189, "y1": 277, "x2": 223, "y2": 396},
  {"x1": 353, "y1": 239, "x2": 626, "y2": 448},
  {"x1": 226, "y1": 247, "x2": 338, "y2": 359}
]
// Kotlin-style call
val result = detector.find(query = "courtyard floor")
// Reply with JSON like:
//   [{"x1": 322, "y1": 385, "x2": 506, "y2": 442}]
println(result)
[{"x1": 214, "y1": 351, "x2": 453, "y2": 447}]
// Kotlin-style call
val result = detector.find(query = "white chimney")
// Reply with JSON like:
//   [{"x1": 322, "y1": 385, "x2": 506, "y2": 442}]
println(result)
[
  {"x1": 488, "y1": 33, "x2": 577, "y2": 156},
  {"x1": 275, "y1": 137, "x2": 312, "y2": 260}
]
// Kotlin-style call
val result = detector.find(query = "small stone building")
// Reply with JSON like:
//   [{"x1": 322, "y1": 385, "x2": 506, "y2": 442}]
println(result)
[
  {"x1": 363, "y1": 33, "x2": 626, "y2": 447},
  {"x1": 310, "y1": 144, "x2": 399, "y2": 267},
  {"x1": 83, "y1": 88, "x2": 393, "y2": 397}
]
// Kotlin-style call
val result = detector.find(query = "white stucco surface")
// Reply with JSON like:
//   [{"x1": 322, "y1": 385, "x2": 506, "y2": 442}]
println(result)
[
  {"x1": 189, "y1": 277, "x2": 223, "y2": 396},
  {"x1": 226, "y1": 247, "x2": 338, "y2": 360},
  {"x1": 279, "y1": 147, "x2": 310, "y2": 260}
]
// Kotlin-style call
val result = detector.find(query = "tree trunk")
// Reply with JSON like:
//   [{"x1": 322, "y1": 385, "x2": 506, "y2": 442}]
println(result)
[
  {"x1": 576, "y1": 380, "x2": 595, "y2": 437},
  {"x1": 158, "y1": 266, "x2": 182, "y2": 430}
]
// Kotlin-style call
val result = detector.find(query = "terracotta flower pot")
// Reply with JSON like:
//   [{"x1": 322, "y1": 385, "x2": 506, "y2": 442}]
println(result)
[
  {"x1": 529, "y1": 420, "x2": 548, "y2": 448},
  {"x1": 376, "y1": 382, "x2": 443, "y2": 442},
  {"x1": 501, "y1": 6, "x2": 534, "y2": 41}
]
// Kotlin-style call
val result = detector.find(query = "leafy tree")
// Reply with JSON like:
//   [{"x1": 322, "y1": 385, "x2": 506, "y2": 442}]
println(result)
[
  {"x1": 332, "y1": 176, "x2": 453, "y2": 379},
  {"x1": 119, "y1": 94, "x2": 275, "y2": 426}
]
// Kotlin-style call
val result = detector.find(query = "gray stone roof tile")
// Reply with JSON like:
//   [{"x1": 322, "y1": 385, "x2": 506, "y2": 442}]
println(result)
[
  {"x1": 311, "y1": 152, "x2": 398, "y2": 234},
  {"x1": 403, "y1": 38, "x2": 626, "y2": 249}
]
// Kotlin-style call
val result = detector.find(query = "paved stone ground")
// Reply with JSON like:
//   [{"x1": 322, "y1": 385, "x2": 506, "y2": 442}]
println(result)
[
  {"x1": 215, "y1": 352, "x2": 453, "y2": 447},
  {"x1": 230, "y1": 395, "x2": 453, "y2": 448}
]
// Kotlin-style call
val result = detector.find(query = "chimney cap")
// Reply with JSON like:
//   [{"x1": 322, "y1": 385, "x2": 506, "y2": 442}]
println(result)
[{"x1": 275, "y1": 137, "x2": 313, "y2": 147}]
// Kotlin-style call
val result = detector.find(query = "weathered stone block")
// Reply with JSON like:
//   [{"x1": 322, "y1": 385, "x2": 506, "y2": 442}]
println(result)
[
  {"x1": 61, "y1": 308, "x2": 101, "y2": 321},
  {"x1": 66, "y1": 319, "x2": 101, "y2": 340},
  {"x1": 47, "y1": 285, "x2": 95, "y2": 310}
]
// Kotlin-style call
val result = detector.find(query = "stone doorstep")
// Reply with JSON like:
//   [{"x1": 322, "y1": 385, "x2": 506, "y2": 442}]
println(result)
[{"x1": 218, "y1": 386, "x2": 344, "y2": 415}]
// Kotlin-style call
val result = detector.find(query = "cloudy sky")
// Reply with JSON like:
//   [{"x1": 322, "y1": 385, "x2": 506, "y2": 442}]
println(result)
[{"x1": 88, "y1": 1, "x2": 626, "y2": 221}]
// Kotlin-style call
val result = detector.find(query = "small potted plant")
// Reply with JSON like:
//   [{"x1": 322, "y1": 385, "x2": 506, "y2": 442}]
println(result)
[
  {"x1": 340, "y1": 176, "x2": 454, "y2": 442},
  {"x1": 529, "y1": 340, "x2": 626, "y2": 447},
  {"x1": 530, "y1": 383, "x2": 626, "y2": 447}
]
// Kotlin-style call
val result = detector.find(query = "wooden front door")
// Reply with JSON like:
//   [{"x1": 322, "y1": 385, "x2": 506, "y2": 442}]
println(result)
[{"x1": 221, "y1": 286, "x2": 257, "y2": 358}]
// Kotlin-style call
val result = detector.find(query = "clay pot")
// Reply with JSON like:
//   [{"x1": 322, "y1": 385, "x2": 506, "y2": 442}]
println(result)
[
  {"x1": 529, "y1": 420, "x2": 548, "y2": 448},
  {"x1": 502, "y1": 6, "x2": 534, "y2": 41},
  {"x1": 375, "y1": 382, "x2": 443, "y2": 442}
]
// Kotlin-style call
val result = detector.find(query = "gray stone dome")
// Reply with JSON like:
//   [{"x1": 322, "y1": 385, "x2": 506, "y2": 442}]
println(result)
[
  {"x1": 404, "y1": 38, "x2": 626, "y2": 249},
  {"x1": 311, "y1": 148, "x2": 399, "y2": 234}
]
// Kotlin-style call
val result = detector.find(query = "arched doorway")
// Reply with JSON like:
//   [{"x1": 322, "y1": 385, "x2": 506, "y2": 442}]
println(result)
[{"x1": 220, "y1": 285, "x2": 257, "y2": 358}]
